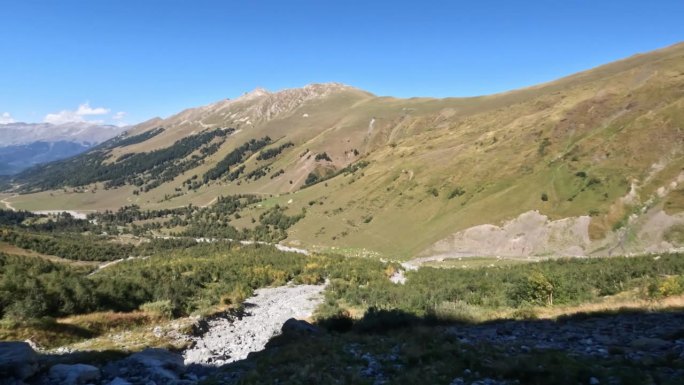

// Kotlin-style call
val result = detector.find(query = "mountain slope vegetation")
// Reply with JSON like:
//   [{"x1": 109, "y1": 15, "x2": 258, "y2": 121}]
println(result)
[{"x1": 4, "y1": 44, "x2": 684, "y2": 259}]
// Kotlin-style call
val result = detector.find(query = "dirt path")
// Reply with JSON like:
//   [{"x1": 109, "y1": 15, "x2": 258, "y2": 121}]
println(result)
[
  {"x1": 0, "y1": 195, "x2": 17, "y2": 211},
  {"x1": 183, "y1": 283, "x2": 325, "y2": 367}
]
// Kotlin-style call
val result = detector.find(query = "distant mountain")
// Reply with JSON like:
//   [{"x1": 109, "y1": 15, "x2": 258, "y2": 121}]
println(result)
[
  {"x1": 5, "y1": 44, "x2": 684, "y2": 258},
  {"x1": 0, "y1": 122, "x2": 126, "y2": 174}
]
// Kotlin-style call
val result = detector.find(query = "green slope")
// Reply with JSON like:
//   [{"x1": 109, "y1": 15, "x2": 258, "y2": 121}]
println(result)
[{"x1": 5, "y1": 43, "x2": 684, "y2": 258}]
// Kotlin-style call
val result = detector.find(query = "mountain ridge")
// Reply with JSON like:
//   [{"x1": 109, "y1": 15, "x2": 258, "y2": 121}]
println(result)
[
  {"x1": 0, "y1": 122, "x2": 127, "y2": 175},
  {"x1": 3, "y1": 43, "x2": 684, "y2": 259}
]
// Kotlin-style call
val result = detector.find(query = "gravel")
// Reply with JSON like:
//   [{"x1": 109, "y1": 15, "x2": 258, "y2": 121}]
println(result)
[{"x1": 183, "y1": 283, "x2": 325, "y2": 367}]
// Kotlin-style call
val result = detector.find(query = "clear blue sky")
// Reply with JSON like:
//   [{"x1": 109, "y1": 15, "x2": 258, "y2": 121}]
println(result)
[{"x1": 1, "y1": 0, "x2": 682, "y2": 126}]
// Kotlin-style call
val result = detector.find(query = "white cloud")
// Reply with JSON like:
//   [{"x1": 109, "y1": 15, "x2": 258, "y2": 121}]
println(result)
[
  {"x1": 77, "y1": 103, "x2": 110, "y2": 116},
  {"x1": 43, "y1": 102, "x2": 112, "y2": 125},
  {"x1": 112, "y1": 111, "x2": 126, "y2": 120},
  {"x1": 111, "y1": 111, "x2": 128, "y2": 127},
  {"x1": 0, "y1": 112, "x2": 15, "y2": 124}
]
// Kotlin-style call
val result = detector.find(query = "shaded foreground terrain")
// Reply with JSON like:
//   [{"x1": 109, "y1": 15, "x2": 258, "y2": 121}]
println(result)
[{"x1": 2, "y1": 306, "x2": 684, "y2": 385}]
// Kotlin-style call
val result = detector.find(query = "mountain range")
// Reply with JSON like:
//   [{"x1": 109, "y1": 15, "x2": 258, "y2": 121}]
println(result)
[
  {"x1": 0, "y1": 122, "x2": 126, "y2": 175},
  {"x1": 3, "y1": 43, "x2": 684, "y2": 260}
]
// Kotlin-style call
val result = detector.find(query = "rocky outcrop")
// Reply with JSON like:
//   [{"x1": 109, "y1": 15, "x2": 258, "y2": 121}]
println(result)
[
  {"x1": 0, "y1": 342, "x2": 39, "y2": 382},
  {"x1": 48, "y1": 364, "x2": 100, "y2": 385},
  {"x1": 422, "y1": 210, "x2": 592, "y2": 259},
  {"x1": 281, "y1": 318, "x2": 321, "y2": 336},
  {"x1": 419, "y1": 207, "x2": 684, "y2": 263}
]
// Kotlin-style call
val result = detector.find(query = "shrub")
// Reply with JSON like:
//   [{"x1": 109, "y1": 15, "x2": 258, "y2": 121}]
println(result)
[
  {"x1": 448, "y1": 187, "x2": 465, "y2": 199},
  {"x1": 510, "y1": 307, "x2": 539, "y2": 320},
  {"x1": 429, "y1": 301, "x2": 484, "y2": 324},
  {"x1": 140, "y1": 300, "x2": 175, "y2": 319},
  {"x1": 317, "y1": 312, "x2": 354, "y2": 333},
  {"x1": 354, "y1": 308, "x2": 420, "y2": 333},
  {"x1": 646, "y1": 276, "x2": 684, "y2": 299},
  {"x1": 221, "y1": 286, "x2": 253, "y2": 309},
  {"x1": 511, "y1": 270, "x2": 555, "y2": 306}
]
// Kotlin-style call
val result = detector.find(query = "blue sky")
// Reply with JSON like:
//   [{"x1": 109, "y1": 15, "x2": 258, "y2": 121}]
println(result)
[{"x1": 1, "y1": 1, "x2": 682, "y2": 126}]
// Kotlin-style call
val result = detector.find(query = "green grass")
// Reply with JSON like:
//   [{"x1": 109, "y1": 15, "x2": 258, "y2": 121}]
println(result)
[{"x1": 422, "y1": 256, "x2": 538, "y2": 269}]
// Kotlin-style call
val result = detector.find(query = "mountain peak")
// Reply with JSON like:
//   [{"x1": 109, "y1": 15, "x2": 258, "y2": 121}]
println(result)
[
  {"x1": 236, "y1": 83, "x2": 363, "y2": 103},
  {"x1": 240, "y1": 87, "x2": 271, "y2": 101}
]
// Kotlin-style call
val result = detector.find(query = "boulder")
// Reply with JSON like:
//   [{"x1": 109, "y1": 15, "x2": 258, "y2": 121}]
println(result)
[
  {"x1": 107, "y1": 377, "x2": 133, "y2": 385},
  {"x1": 48, "y1": 363, "x2": 101, "y2": 385},
  {"x1": 0, "y1": 342, "x2": 39, "y2": 380},
  {"x1": 281, "y1": 318, "x2": 320, "y2": 336},
  {"x1": 630, "y1": 337, "x2": 671, "y2": 351},
  {"x1": 127, "y1": 348, "x2": 185, "y2": 380}
]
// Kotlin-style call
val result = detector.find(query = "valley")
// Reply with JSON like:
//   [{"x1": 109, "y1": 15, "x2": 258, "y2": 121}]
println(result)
[
  {"x1": 1, "y1": 42, "x2": 684, "y2": 385},
  {"x1": 3, "y1": 44, "x2": 684, "y2": 260}
]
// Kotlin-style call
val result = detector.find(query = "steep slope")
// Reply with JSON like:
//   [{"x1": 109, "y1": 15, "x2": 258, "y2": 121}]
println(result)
[{"x1": 4, "y1": 43, "x2": 684, "y2": 259}]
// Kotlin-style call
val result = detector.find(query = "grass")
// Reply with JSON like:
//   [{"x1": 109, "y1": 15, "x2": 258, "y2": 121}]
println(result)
[
  {"x1": 0, "y1": 310, "x2": 192, "y2": 351},
  {"x1": 0, "y1": 241, "x2": 100, "y2": 267},
  {"x1": 421, "y1": 256, "x2": 539, "y2": 269},
  {"x1": 664, "y1": 224, "x2": 684, "y2": 246}
]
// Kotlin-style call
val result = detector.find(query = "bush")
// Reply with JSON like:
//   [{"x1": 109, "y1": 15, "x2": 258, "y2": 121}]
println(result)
[
  {"x1": 317, "y1": 312, "x2": 354, "y2": 333},
  {"x1": 428, "y1": 301, "x2": 484, "y2": 324},
  {"x1": 140, "y1": 300, "x2": 175, "y2": 319},
  {"x1": 510, "y1": 270, "x2": 555, "y2": 306},
  {"x1": 646, "y1": 275, "x2": 684, "y2": 299},
  {"x1": 448, "y1": 187, "x2": 465, "y2": 199},
  {"x1": 354, "y1": 308, "x2": 420, "y2": 333},
  {"x1": 510, "y1": 307, "x2": 539, "y2": 320},
  {"x1": 221, "y1": 286, "x2": 253, "y2": 310}
]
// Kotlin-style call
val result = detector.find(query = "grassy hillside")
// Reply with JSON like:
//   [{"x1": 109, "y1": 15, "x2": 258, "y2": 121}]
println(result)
[{"x1": 4, "y1": 44, "x2": 684, "y2": 259}]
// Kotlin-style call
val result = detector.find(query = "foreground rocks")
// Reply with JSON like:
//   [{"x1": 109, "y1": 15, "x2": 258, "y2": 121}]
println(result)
[
  {"x1": 0, "y1": 284, "x2": 326, "y2": 385},
  {"x1": 2, "y1": 289, "x2": 682, "y2": 384},
  {"x1": 48, "y1": 364, "x2": 100, "y2": 385},
  {"x1": 448, "y1": 310, "x2": 684, "y2": 362},
  {"x1": 0, "y1": 342, "x2": 39, "y2": 382}
]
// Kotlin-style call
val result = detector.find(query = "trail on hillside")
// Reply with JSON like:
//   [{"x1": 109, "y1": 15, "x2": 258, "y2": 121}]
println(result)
[
  {"x1": 0, "y1": 195, "x2": 17, "y2": 211},
  {"x1": 183, "y1": 283, "x2": 325, "y2": 367}
]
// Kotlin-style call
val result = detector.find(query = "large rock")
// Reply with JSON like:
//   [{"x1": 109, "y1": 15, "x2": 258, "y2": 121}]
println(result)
[
  {"x1": 107, "y1": 377, "x2": 132, "y2": 385},
  {"x1": 0, "y1": 342, "x2": 39, "y2": 380},
  {"x1": 48, "y1": 364, "x2": 101, "y2": 385},
  {"x1": 630, "y1": 337, "x2": 672, "y2": 351},
  {"x1": 281, "y1": 318, "x2": 321, "y2": 336},
  {"x1": 127, "y1": 348, "x2": 185, "y2": 380}
]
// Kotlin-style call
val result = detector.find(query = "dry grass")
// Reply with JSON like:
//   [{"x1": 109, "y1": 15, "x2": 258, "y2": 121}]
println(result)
[
  {"x1": 0, "y1": 241, "x2": 99, "y2": 267},
  {"x1": 510, "y1": 293, "x2": 684, "y2": 321}
]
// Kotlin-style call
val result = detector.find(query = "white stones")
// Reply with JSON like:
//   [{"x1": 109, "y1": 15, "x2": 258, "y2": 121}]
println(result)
[{"x1": 183, "y1": 283, "x2": 325, "y2": 366}]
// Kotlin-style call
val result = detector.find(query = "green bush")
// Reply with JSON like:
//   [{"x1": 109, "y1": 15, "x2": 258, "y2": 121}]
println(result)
[{"x1": 140, "y1": 300, "x2": 175, "y2": 319}]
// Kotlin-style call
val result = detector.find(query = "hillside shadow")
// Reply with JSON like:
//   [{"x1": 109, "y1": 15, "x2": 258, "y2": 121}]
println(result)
[
  {"x1": 214, "y1": 306, "x2": 684, "y2": 384},
  {"x1": 12, "y1": 306, "x2": 684, "y2": 384}
]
